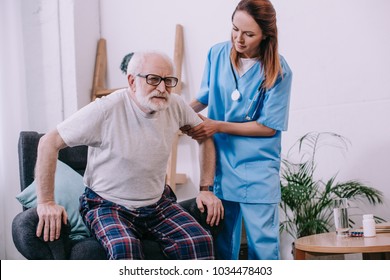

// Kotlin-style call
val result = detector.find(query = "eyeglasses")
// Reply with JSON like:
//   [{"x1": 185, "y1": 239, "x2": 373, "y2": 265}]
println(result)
[{"x1": 137, "y1": 74, "x2": 178, "y2": 88}]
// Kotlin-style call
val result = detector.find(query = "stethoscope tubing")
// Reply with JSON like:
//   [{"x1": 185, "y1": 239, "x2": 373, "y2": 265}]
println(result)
[{"x1": 229, "y1": 59, "x2": 266, "y2": 120}]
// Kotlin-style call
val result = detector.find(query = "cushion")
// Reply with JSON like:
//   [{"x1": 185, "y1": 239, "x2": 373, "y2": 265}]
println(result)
[{"x1": 16, "y1": 160, "x2": 90, "y2": 240}]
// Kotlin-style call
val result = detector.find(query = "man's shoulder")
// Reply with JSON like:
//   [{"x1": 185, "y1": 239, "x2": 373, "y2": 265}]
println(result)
[
  {"x1": 98, "y1": 88, "x2": 128, "y2": 102},
  {"x1": 94, "y1": 88, "x2": 129, "y2": 109},
  {"x1": 167, "y1": 94, "x2": 201, "y2": 127},
  {"x1": 168, "y1": 93, "x2": 187, "y2": 109},
  {"x1": 168, "y1": 94, "x2": 195, "y2": 115}
]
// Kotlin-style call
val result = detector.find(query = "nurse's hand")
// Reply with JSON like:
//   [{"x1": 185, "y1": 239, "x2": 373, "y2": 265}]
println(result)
[
  {"x1": 187, "y1": 115, "x2": 219, "y2": 141},
  {"x1": 196, "y1": 191, "x2": 224, "y2": 227}
]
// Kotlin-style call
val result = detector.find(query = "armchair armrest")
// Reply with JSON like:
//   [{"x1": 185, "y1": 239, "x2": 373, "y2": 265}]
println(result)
[{"x1": 12, "y1": 207, "x2": 69, "y2": 259}]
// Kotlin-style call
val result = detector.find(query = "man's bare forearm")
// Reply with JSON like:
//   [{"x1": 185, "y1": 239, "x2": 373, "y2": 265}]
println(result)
[
  {"x1": 198, "y1": 137, "x2": 216, "y2": 187},
  {"x1": 35, "y1": 129, "x2": 67, "y2": 204}
]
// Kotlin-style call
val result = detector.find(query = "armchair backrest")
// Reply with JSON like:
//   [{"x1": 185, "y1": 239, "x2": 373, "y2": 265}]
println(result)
[{"x1": 18, "y1": 131, "x2": 88, "y2": 191}]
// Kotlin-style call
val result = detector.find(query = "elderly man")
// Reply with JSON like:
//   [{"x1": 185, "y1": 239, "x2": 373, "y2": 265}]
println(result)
[{"x1": 35, "y1": 51, "x2": 223, "y2": 259}]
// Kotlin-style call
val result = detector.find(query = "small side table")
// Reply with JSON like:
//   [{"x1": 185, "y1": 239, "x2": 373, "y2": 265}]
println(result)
[{"x1": 294, "y1": 232, "x2": 390, "y2": 260}]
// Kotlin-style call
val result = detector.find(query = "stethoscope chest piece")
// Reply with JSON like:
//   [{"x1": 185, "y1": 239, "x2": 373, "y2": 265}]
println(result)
[{"x1": 231, "y1": 89, "x2": 241, "y2": 101}]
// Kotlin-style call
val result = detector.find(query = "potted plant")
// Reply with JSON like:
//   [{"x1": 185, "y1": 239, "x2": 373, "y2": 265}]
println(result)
[{"x1": 279, "y1": 131, "x2": 385, "y2": 243}]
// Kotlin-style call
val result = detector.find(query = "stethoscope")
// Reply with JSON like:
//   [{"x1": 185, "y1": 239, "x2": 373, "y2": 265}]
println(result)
[
  {"x1": 229, "y1": 60, "x2": 242, "y2": 101},
  {"x1": 230, "y1": 60, "x2": 266, "y2": 121}
]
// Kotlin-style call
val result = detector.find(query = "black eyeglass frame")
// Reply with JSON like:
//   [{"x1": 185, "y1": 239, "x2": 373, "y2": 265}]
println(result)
[{"x1": 137, "y1": 73, "x2": 178, "y2": 88}]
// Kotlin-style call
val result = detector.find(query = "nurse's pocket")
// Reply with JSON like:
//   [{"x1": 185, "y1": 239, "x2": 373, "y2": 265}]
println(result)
[{"x1": 245, "y1": 160, "x2": 280, "y2": 186}]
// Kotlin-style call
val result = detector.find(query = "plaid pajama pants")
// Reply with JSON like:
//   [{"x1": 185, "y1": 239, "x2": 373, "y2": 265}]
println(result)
[{"x1": 80, "y1": 185, "x2": 214, "y2": 260}]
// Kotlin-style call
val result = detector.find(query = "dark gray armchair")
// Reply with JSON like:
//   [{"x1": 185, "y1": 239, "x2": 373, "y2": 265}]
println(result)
[{"x1": 12, "y1": 131, "x2": 221, "y2": 260}]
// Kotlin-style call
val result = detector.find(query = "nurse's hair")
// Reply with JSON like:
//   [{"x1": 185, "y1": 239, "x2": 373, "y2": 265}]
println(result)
[{"x1": 231, "y1": 0, "x2": 282, "y2": 90}]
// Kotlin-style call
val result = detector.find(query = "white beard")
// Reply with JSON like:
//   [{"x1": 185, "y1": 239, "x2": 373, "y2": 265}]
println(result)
[{"x1": 135, "y1": 89, "x2": 171, "y2": 112}]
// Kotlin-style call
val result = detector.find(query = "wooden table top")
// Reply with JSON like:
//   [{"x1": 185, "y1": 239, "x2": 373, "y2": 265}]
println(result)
[{"x1": 294, "y1": 232, "x2": 390, "y2": 254}]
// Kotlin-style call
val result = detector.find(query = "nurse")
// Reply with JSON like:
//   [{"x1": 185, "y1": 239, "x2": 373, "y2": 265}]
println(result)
[{"x1": 185, "y1": 0, "x2": 292, "y2": 259}]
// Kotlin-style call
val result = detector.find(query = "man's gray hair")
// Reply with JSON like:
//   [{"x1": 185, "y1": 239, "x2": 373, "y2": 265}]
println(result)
[{"x1": 126, "y1": 51, "x2": 175, "y2": 76}]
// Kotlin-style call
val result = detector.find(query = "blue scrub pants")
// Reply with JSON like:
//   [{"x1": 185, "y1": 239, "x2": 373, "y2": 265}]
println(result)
[{"x1": 216, "y1": 200, "x2": 280, "y2": 260}]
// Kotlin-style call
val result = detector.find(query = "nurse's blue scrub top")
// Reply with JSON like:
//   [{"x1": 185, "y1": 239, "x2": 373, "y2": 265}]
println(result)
[{"x1": 197, "y1": 41, "x2": 292, "y2": 204}]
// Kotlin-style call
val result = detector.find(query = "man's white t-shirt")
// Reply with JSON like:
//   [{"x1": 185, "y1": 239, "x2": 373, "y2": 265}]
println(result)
[{"x1": 57, "y1": 88, "x2": 202, "y2": 209}]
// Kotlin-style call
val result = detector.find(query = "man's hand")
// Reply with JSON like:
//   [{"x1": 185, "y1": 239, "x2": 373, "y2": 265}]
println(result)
[
  {"x1": 36, "y1": 202, "x2": 68, "y2": 242},
  {"x1": 196, "y1": 191, "x2": 224, "y2": 227}
]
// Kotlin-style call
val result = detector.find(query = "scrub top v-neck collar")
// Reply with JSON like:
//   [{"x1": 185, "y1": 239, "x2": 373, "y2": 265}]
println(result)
[{"x1": 229, "y1": 57, "x2": 259, "y2": 101}]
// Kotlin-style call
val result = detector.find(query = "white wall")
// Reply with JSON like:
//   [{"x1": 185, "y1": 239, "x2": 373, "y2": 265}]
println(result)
[
  {"x1": 0, "y1": 0, "x2": 29, "y2": 260},
  {"x1": 276, "y1": 0, "x2": 390, "y2": 220},
  {"x1": 2, "y1": 0, "x2": 389, "y2": 260},
  {"x1": 277, "y1": 0, "x2": 390, "y2": 258}
]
